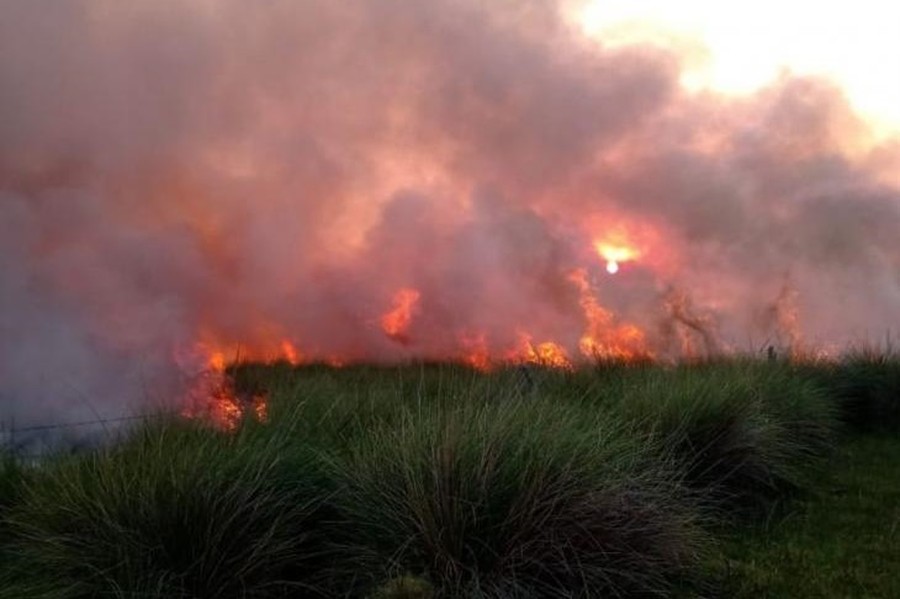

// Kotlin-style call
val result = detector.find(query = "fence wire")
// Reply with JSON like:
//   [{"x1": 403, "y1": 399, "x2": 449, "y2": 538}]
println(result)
[{"x1": 1, "y1": 411, "x2": 184, "y2": 460}]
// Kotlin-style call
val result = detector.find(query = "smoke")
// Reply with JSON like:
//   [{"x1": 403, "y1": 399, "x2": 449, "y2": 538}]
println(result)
[{"x1": 1, "y1": 0, "x2": 899, "y2": 427}]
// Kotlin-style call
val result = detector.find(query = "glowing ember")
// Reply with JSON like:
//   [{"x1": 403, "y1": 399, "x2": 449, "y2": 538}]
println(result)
[
  {"x1": 381, "y1": 288, "x2": 421, "y2": 343},
  {"x1": 253, "y1": 394, "x2": 269, "y2": 423}
]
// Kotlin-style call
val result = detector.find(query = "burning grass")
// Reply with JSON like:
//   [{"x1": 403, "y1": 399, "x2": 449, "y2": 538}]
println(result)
[{"x1": 1, "y1": 356, "x2": 897, "y2": 597}]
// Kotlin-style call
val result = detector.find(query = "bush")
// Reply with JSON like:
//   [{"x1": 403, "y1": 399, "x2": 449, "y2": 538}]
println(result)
[{"x1": 331, "y1": 398, "x2": 707, "y2": 598}]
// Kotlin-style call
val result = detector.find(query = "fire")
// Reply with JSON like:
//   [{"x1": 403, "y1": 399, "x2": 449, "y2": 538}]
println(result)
[
  {"x1": 180, "y1": 343, "x2": 270, "y2": 431},
  {"x1": 252, "y1": 394, "x2": 269, "y2": 423},
  {"x1": 459, "y1": 332, "x2": 492, "y2": 372},
  {"x1": 172, "y1": 230, "x2": 657, "y2": 426},
  {"x1": 381, "y1": 288, "x2": 421, "y2": 343},
  {"x1": 569, "y1": 269, "x2": 651, "y2": 361},
  {"x1": 280, "y1": 340, "x2": 302, "y2": 365},
  {"x1": 513, "y1": 333, "x2": 573, "y2": 370},
  {"x1": 208, "y1": 351, "x2": 227, "y2": 372}
]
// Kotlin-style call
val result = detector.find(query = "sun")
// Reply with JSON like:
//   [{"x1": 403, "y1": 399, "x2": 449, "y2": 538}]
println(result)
[{"x1": 594, "y1": 240, "x2": 640, "y2": 275}]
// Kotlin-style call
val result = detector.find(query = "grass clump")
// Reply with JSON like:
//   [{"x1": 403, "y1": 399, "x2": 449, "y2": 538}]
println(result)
[
  {"x1": 606, "y1": 361, "x2": 837, "y2": 513},
  {"x1": 819, "y1": 351, "x2": 900, "y2": 433},
  {"x1": 1, "y1": 420, "x2": 337, "y2": 599},
  {"x1": 333, "y1": 397, "x2": 707, "y2": 598}
]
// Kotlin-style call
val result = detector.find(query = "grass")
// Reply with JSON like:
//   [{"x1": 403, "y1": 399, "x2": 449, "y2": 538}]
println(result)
[
  {"x1": 811, "y1": 350, "x2": 900, "y2": 433},
  {"x1": 0, "y1": 455, "x2": 22, "y2": 519},
  {"x1": 536, "y1": 360, "x2": 837, "y2": 513},
  {"x1": 0, "y1": 454, "x2": 23, "y2": 564},
  {"x1": 723, "y1": 435, "x2": 900, "y2": 597},
  {"x1": 0, "y1": 356, "x2": 897, "y2": 597},
  {"x1": 1, "y1": 422, "x2": 341, "y2": 598},
  {"x1": 633, "y1": 362, "x2": 834, "y2": 512},
  {"x1": 332, "y1": 398, "x2": 706, "y2": 597}
]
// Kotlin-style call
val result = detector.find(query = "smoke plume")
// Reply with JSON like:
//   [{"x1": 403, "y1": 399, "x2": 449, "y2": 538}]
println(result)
[{"x1": 2, "y1": 0, "x2": 899, "y2": 430}]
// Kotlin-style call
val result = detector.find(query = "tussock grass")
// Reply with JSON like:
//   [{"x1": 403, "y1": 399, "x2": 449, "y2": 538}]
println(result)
[
  {"x1": 1, "y1": 420, "x2": 338, "y2": 599},
  {"x1": 0, "y1": 357, "x2": 861, "y2": 597},
  {"x1": 332, "y1": 398, "x2": 708, "y2": 598},
  {"x1": 810, "y1": 350, "x2": 900, "y2": 433},
  {"x1": 569, "y1": 361, "x2": 837, "y2": 513}
]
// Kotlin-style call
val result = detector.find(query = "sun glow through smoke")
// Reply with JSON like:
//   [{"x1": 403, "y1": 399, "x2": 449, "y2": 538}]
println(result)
[
  {"x1": 574, "y1": 0, "x2": 900, "y2": 137},
  {"x1": 595, "y1": 241, "x2": 640, "y2": 275}
]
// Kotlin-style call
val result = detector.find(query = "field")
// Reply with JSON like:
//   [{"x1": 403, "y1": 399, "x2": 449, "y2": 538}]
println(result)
[{"x1": 1, "y1": 355, "x2": 898, "y2": 598}]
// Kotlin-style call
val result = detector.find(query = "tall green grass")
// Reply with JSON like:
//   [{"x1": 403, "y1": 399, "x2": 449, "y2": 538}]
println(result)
[
  {"x1": 807, "y1": 351, "x2": 900, "y2": 433},
  {"x1": 0, "y1": 454, "x2": 23, "y2": 519},
  {"x1": 1, "y1": 421, "x2": 339, "y2": 598},
  {"x1": 592, "y1": 362, "x2": 837, "y2": 512},
  {"x1": 332, "y1": 398, "x2": 707, "y2": 598},
  {"x1": 0, "y1": 357, "x2": 853, "y2": 597},
  {"x1": 0, "y1": 453, "x2": 24, "y2": 572}
]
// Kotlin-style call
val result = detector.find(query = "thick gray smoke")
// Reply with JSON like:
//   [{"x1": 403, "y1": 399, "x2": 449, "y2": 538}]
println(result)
[{"x1": 2, "y1": 0, "x2": 899, "y2": 433}]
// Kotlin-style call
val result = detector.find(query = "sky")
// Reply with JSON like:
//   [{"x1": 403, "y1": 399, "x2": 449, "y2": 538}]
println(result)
[{"x1": 573, "y1": 0, "x2": 900, "y2": 136}]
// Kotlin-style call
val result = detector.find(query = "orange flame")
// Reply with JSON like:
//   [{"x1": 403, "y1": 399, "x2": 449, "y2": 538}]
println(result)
[
  {"x1": 180, "y1": 343, "x2": 270, "y2": 431},
  {"x1": 280, "y1": 340, "x2": 302, "y2": 365},
  {"x1": 458, "y1": 331, "x2": 492, "y2": 371},
  {"x1": 381, "y1": 288, "x2": 421, "y2": 343},
  {"x1": 569, "y1": 268, "x2": 651, "y2": 361},
  {"x1": 510, "y1": 332, "x2": 573, "y2": 370},
  {"x1": 173, "y1": 220, "x2": 663, "y2": 421}
]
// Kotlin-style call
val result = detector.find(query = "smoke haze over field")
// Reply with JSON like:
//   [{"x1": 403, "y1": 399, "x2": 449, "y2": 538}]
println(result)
[{"x1": 2, "y1": 0, "x2": 899, "y2": 427}]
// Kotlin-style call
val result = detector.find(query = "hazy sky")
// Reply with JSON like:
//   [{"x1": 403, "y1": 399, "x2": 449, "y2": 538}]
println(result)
[{"x1": 574, "y1": 0, "x2": 900, "y2": 135}]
